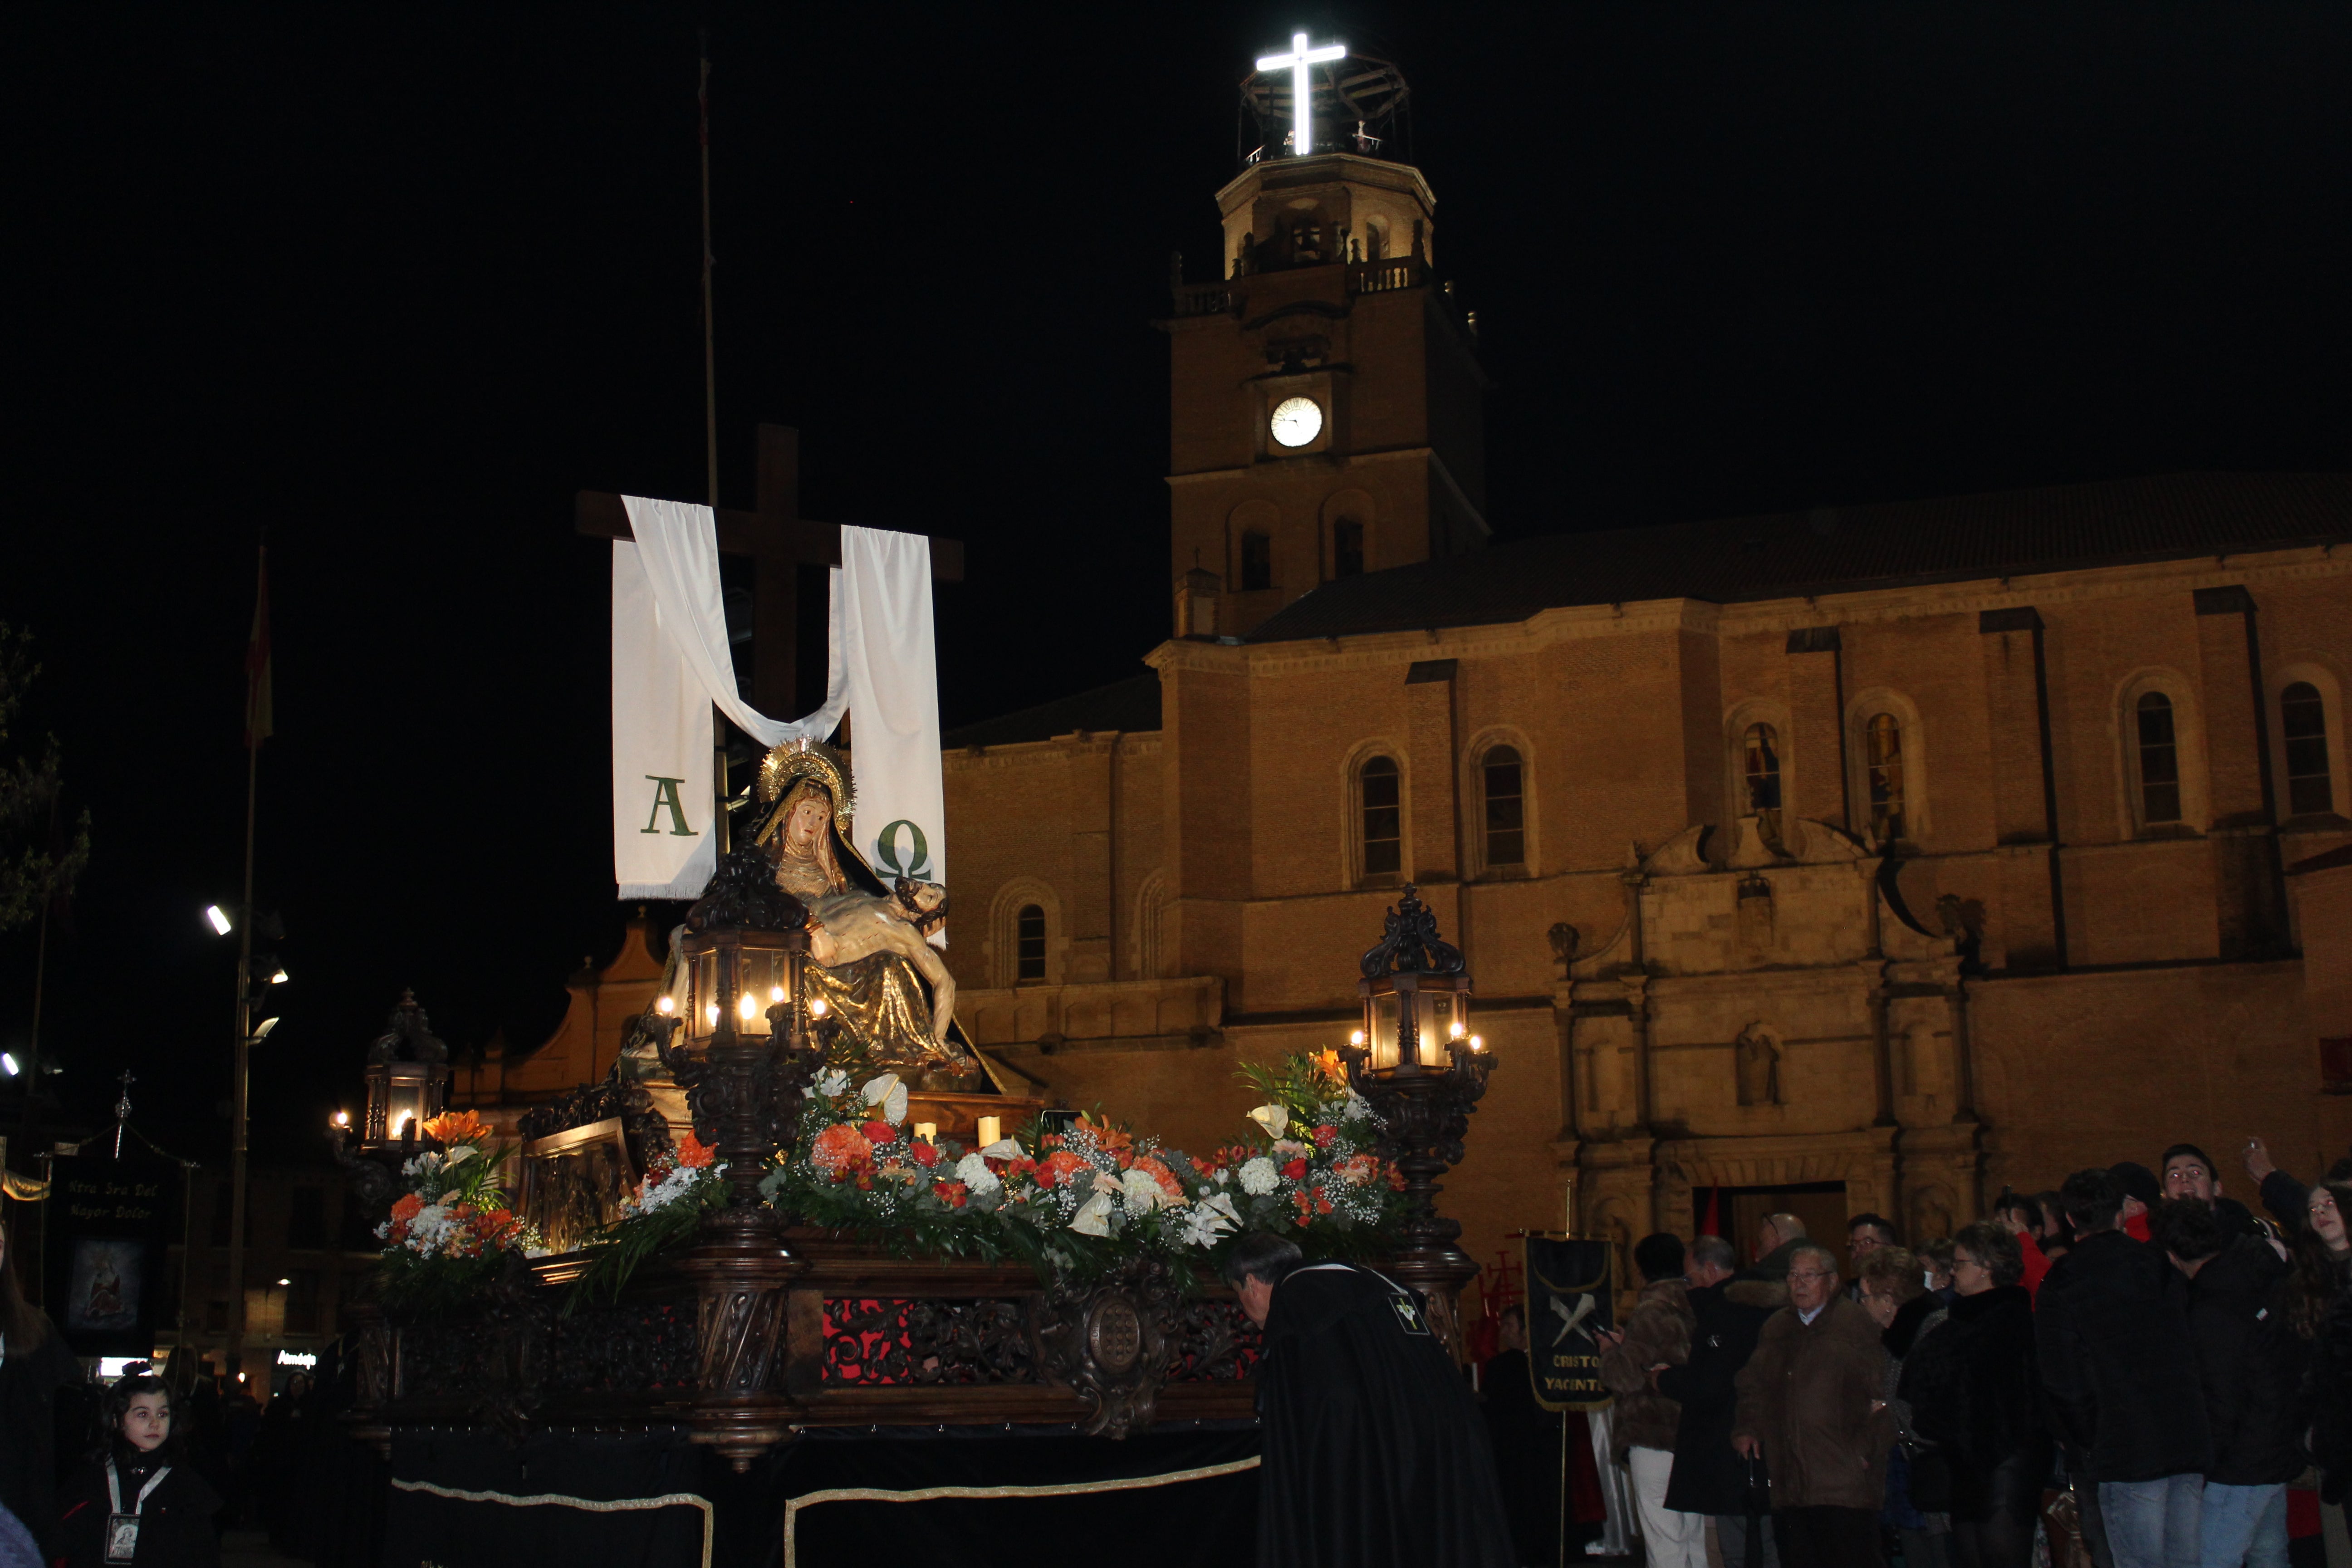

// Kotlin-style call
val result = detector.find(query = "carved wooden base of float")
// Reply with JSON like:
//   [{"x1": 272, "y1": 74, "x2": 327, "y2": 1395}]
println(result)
[{"x1": 345, "y1": 1227, "x2": 1263, "y2": 1470}]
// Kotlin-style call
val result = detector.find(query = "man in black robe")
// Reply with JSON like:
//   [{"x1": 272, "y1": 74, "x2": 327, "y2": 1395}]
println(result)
[{"x1": 1227, "y1": 1231, "x2": 1517, "y2": 1568}]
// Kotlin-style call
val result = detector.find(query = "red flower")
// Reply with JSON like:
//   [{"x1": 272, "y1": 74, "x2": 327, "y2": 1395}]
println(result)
[
  {"x1": 675, "y1": 1133, "x2": 716, "y2": 1169},
  {"x1": 810, "y1": 1123, "x2": 872, "y2": 1179},
  {"x1": 1281, "y1": 1158, "x2": 1308, "y2": 1181},
  {"x1": 932, "y1": 1179, "x2": 970, "y2": 1209},
  {"x1": 910, "y1": 1141, "x2": 939, "y2": 1168},
  {"x1": 1039, "y1": 1151, "x2": 1092, "y2": 1188},
  {"x1": 861, "y1": 1120, "x2": 896, "y2": 1145},
  {"x1": 1004, "y1": 1156, "x2": 1039, "y2": 1181},
  {"x1": 1314, "y1": 1194, "x2": 1334, "y2": 1216},
  {"x1": 1387, "y1": 1162, "x2": 1407, "y2": 1191},
  {"x1": 1312, "y1": 1124, "x2": 1337, "y2": 1148}
]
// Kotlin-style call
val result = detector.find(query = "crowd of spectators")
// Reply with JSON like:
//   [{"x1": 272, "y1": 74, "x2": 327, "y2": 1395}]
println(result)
[{"x1": 1502, "y1": 1137, "x2": 2352, "y2": 1568}]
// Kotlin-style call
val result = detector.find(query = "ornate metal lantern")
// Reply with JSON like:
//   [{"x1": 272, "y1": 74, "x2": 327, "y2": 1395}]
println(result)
[
  {"x1": 647, "y1": 848, "x2": 820, "y2": 1215},
  {"x1": 1338, "y1": 887, "x2": 1494, "y2": 1354},
  {"x1": 357, "y1": 990, "x2": 450, "y2": 1150}
]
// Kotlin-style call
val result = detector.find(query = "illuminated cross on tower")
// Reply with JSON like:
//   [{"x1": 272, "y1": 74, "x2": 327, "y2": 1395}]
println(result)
[{"x1": 1256, "y1": 30, "x2": 1347, "y2": 158}]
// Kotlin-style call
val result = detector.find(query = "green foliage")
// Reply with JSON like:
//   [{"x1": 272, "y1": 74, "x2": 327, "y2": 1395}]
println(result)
[
  {"x1": 0, "y1": 623, "x2": 89, "y2": 932},
  {"x1": 562, "y1": 1174, "x2": 728, "y2": 1313}
]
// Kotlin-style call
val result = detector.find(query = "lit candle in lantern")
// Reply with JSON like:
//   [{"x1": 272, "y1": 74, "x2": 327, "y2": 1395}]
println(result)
[
  {"x1": 655, "y1": 995, "x2": 676, "y2": 1016},
  {"x1": 913, "y1": 1122, "x2": 937, "y2": 1141},
  {"x1": 976, "y1": 1115, "x2": 1002, "y2": 1147},
  {"x1": 809, "y1": 997, "x2": 828, "y2": 1018},
  {"x1": 738, "y1": 992, "x2": 760, "y2": 1022}
]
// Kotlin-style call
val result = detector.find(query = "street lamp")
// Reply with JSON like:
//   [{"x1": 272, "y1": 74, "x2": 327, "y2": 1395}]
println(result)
[
  {"x1": 205, "y1": 905, "x2": 233, "y2": 936},
  {"x1": 1337, "y1": 886, "x2": 1496, "y2": 1357}
]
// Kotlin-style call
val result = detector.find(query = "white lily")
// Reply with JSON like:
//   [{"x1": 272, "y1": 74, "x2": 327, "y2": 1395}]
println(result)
[
  {"x1": 441, "y1": 1146, "x2": 475, "y2": 1169},
  {"x1": 861, "y1": 1072, "x2": 909, "y2": 1125},
  {"x1": 1070, "y1": 1192, "x2": 1114, "y2": 1236},
  {"x1": 980, "y1": 1138, "x2": 1023, "y2": 1159},
  {"x1": 1246, "y1": 1103, "x2": 1289, "y2": 1138}
]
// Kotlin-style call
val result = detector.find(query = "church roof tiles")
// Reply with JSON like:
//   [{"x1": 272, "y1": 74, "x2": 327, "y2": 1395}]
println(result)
[{"x1": 1246, "y1": 471, "x2": 2352, "y2": 644}]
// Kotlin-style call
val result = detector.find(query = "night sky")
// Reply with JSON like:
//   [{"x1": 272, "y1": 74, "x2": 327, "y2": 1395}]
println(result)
[{"x1": 5, "y1": 4, "x2": 2349, "y2": 1161}]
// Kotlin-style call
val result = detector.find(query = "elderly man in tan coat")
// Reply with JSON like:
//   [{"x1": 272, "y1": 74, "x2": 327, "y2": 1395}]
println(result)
[
  {"x1": 1600, "y1": 1233, "x2": 1702, "y2": 1568},
  {"x1": 1732, "y1": 1240, "x2": 1893, "y2": 1568}
]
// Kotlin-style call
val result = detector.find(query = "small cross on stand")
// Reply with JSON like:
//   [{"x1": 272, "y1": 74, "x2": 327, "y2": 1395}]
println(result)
[{"x1": 111, "y1": 1070, "x2": 134, "y2": 1159}]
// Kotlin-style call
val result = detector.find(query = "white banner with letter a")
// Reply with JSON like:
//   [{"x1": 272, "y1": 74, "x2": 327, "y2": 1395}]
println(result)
[
  {"x1": 839, "y1": 524, "x2": 948, "y2": 942},
  {"x1": 611, "y1": 539, "x2": 717, "y2": 899}
]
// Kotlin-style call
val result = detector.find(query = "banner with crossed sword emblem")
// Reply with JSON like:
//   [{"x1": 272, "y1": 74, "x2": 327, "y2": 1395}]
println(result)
[{"x1": 1523, "y1": 1235, "x2": 1615, "y2": 1412}]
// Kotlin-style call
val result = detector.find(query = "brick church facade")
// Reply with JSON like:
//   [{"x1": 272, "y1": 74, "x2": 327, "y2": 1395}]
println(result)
[{"x1": 932, "y1": 131, "x2": 2352, "y2": 1273}]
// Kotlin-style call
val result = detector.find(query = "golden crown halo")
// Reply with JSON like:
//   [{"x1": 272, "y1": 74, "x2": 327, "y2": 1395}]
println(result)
[{"x1": 753, "y1": 737, "x2": 856, "y2": 844}]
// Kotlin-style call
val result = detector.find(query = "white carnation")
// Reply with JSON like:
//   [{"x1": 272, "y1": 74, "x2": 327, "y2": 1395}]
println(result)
[
  {"x1": 1120, "y1": 1167, "x2": 1169, "y2": 1214},
  {"x1": 1240, "y1": 1157, "x2": 1279, "y2": 1196},
  {"x1": 955, "y1": 1153, "x2": 1000, "y2": 1193},
  {"x1": 1342, "y1": 1091, "x2": 1372, "y2": 1122}
]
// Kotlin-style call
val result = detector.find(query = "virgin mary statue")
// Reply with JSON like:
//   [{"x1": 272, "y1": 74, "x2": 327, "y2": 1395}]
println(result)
[{"x1": 749, "y1": 740, "x2": 984, "y2": 1090}]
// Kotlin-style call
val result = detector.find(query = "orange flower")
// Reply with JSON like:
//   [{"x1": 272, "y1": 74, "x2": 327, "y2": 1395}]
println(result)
[
  {"x1": 1130, "y1": 1156, "x2": 1184, "y2": 1202},
  {"x1": 1077, "y1": 1111, "x2": 1129, "y2": 1143},
  {"x1": 1333, "y1": 1154, "x2": 1379, "y2": 1186},
  {"x1": 675, "y1": 1133, "x2": 716, "y2": 1169},
  {"x1": 1038, "y1": 1151, "x2": 1092, "y2": 1188},
  {"x1": 391, "y1": 1193, "x2": 423, "y2": 1222},
  {"x1": 420, "y1": 1110, "x2": 488, "y2": 1146},
  {"x1": 932, "y1": 1179, "x2": 970, "y2": 1209},
  {"x1": 810, "y1": 1123, "x2": 872, "y2": 1179},
  {"x1": 1311, "y1": 1048, "x2": 1346, "y2": 1083}
]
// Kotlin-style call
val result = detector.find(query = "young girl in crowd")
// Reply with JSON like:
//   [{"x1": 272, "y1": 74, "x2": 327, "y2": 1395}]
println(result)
[{"x1": 55, "y1": 1375, "x2": 220, "y2": 1568}]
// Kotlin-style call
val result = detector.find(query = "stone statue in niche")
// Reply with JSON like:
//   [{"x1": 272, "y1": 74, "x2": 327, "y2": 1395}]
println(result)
[{"x1": 1735, "y1": 1022, "x2": 1782, "y2": 1107}]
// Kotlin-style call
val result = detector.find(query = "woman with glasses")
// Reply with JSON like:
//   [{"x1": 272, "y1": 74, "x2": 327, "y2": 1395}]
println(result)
[{"x1": 1896, "y1": 1225, "x2": 2048, "y2": 1568}]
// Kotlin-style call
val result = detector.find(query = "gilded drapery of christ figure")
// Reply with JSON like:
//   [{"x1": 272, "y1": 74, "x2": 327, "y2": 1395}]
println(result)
[{"x1": 749, "y1": 741, "x2": 980, "y2": 1089}]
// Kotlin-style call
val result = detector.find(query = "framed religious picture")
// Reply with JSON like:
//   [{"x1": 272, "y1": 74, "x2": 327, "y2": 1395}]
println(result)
[
  {"x1": 1524, "y1": 1235, "x2": 1615, "y2": 1411},
  {"x1": 518, "y1": 1117, "x2": 637, "y2": 1254}
]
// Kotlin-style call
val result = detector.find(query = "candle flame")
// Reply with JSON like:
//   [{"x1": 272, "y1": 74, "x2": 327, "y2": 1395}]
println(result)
[
  {"x1": 1349, "y1": 1029, "x2": 1365, "y2": 1046},
  {"x1": 738, "y1": 992, "x2": 760, "y2": 1021},
  {"x1": 769, "y1": 985, "x2": 785, "y2": 1003},
  {"x1": 655, "y1": 995, "x2": 675, "y2": 1016},
  {"x1": 1450, "y1": 1018, "x2": 1466, "y2": 1039},
  {"x1": 809, "y1": 997, "x2": 828, "y2": 1018}
]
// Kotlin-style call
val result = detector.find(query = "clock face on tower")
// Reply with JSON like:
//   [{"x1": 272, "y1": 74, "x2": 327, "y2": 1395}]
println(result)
[{"x1": 1269, "y1": 396, "x2": 1323, "y2": 449}]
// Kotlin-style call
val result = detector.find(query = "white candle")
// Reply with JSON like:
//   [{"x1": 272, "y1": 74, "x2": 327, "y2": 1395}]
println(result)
[
  {"x1": 976, "y1": 1115, "x2": 1002, "y2": 1147},
  {"x1": 913, "y1": 1122, "x2": 937, "y2": 1141}
]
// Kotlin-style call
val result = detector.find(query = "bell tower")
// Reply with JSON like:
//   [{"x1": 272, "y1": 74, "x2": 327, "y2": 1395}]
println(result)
[{"x1": 1159, "y1": 44, "x2": 1488, "y2": 640}]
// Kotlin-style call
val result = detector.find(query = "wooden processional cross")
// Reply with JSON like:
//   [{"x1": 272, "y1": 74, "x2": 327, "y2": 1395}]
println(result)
[{"x1": 576, "y1": 423, "x2": 964, "y2": 720}]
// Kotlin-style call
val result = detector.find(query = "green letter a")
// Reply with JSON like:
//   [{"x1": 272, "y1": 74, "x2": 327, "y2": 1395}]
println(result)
[{"x1": 642, "y1": 776, "x2": 694, "y2": 836}]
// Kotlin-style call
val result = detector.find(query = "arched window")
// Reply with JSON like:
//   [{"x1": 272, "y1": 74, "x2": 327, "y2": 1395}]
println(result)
[
  {"x1": 1360, "y1": 756, "x2": 1401, "y2": 881},
  {"x1": 1240, "y1": 530, "x2": 1272, "y2": 591},
  {"x1": 2284, "y1": 680, "x2": 2334, "y2": 816},
  {"x1": 1741, "y1": 723, "x2": 1783, "y2": 846},
  {"x1": 2136, "y1": 692, "x2": 2183, "y2": 824},
  {"x1": 1482, "y1": 745, "x2": 1525, "y2": 867},
  {"x1": 1015, "y1": 905, "x2": 1047, "y2": 982},
  {"x1": 1333, "y1": 519, "x2": 1364, "y2": 578},
  {"x1": 1864, "y1": 713, "x2": 1906, "y2": 843}
]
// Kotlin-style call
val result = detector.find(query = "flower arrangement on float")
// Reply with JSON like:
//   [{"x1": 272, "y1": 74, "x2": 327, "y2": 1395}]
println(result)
[
  {"x1": 758, "y1": 1049, "x2": 1408, "y2": 1280},
  {"x1": 564, "y1": 1131, "x2": 726, "y2": 1308},
  {"x1": 372, "y1": 1110, "x2": 550, "y2": 1314}
]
